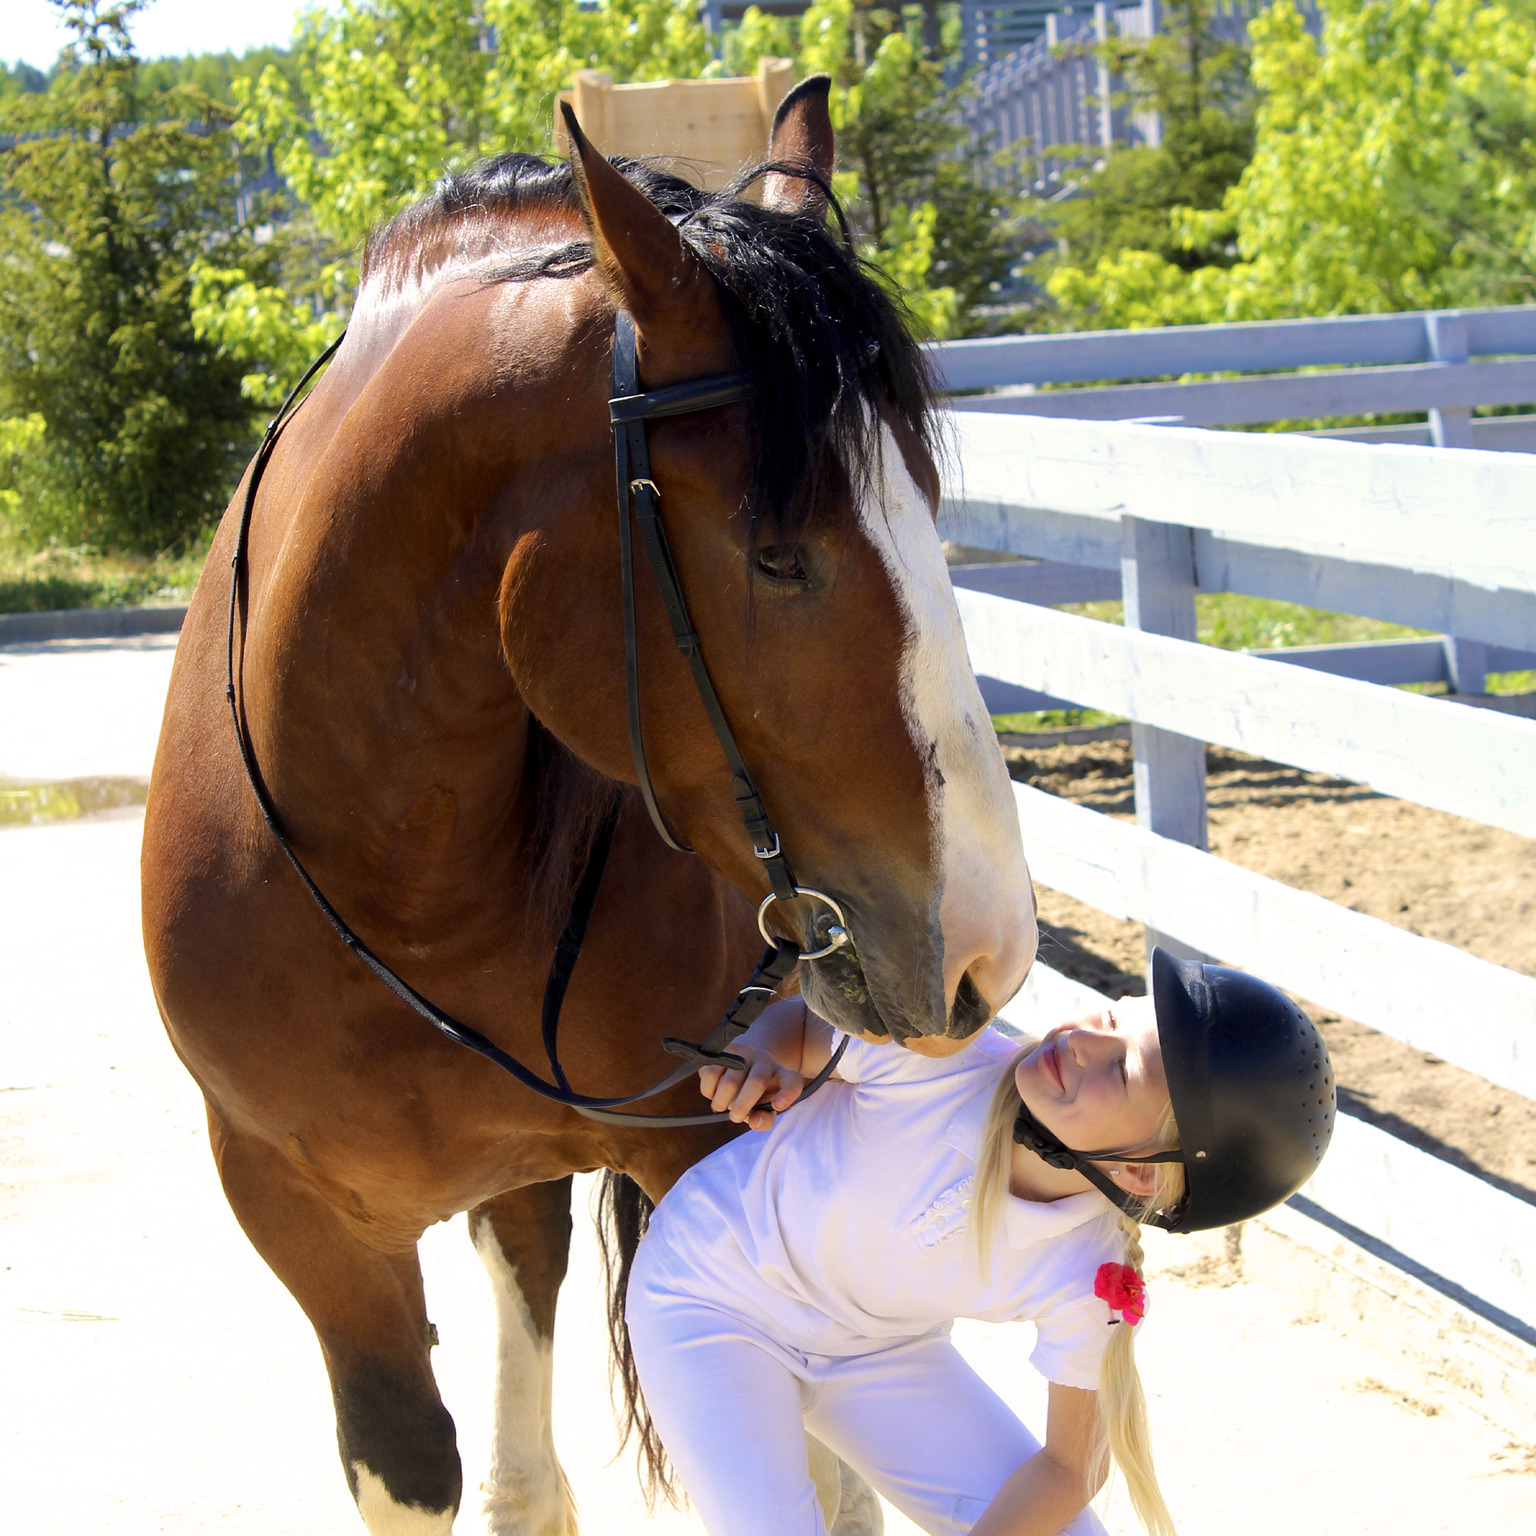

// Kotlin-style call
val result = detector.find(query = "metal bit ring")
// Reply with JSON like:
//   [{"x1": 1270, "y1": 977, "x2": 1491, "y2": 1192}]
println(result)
[{"x1": 757, "y1": 886, "x2": 851, "y2": 963}]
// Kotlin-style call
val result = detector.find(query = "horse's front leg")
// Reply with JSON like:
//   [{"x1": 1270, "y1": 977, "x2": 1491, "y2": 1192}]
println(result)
[
  {"x1": 469, "y1": 1178, "x2": 578, "y2": 1536},
  {"x1": 209, "y1": 1110, "x2": 460, "y2": 1534}
]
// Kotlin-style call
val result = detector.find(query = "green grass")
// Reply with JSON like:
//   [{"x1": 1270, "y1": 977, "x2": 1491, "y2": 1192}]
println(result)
[
  {"x1": 0, "y1": 538, "x2": 210, "y2": 614},
  {"x1": 992, "y1": 707, "x2": 1125, "y2": 734},
  {"x1": 1488, "y1": 670, "x2": 1535, "y2": 695},
  {"x1": 1057, "y1": 593, "x2": 1427, "y2": 650}
]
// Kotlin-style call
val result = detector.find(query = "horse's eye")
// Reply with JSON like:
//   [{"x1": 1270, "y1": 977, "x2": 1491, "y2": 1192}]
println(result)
[{"x1": 753, "y1": 543, "x2": 809, "y2": 583}]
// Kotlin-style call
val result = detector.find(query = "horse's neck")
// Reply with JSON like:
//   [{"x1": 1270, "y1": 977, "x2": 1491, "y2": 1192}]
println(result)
[{"x1": 244, "y1": 273, "x2": 556, "y2": 922}]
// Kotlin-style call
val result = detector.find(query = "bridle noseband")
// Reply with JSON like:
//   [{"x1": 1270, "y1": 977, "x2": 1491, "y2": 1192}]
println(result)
[{"x1": 225, "y1": 312, "x2": 849, "y2": 1129}]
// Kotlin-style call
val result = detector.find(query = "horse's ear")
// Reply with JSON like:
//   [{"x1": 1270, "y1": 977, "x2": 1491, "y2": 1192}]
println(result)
[
  {"x1": 762, "y1": 75, "x2": 833, "y2": 220},
  {"x1": 561, "y1": 101, "x2": 727, "y2": 383}
]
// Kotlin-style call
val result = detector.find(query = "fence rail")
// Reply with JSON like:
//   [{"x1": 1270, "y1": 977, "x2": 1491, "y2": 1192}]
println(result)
[
  {"x1": 1009, "y1": 777, "x2": 1536, "y2": 1101},
  {"x1": 960, "y1": 589, "x2": 1536, "y2": 838},
  {"x1": 930, "y1": 304, "x2": 1536, "y2": 462},
  {"x1": 949, "y1": 412, "x2": 1536, "y2": 601},
  {"x1": 933, "y1": 305, "x2": 1536, "y2": 391},
  {"x1": 943, "y1": 394, "x2": 1536, "y2": 1327}
]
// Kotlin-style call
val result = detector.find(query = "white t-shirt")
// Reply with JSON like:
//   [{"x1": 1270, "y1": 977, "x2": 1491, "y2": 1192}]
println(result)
[{"x1": 643, "y1": 1027, "x2": 1127, "y2": 1390}]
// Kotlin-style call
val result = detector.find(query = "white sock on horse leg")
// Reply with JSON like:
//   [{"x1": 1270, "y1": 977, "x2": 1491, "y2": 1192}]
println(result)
[{"x1": 473, "y1": 1221, "x2": 577, "y2": 1536}]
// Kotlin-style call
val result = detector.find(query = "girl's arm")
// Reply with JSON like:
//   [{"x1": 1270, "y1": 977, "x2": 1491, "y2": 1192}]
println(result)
[
  {"x1": 966, "y1": 1384, "x2": 1104, "y2": 1536},
  {"x1": 695, "y1": 996, "x2": 839, "y2": 1131}
]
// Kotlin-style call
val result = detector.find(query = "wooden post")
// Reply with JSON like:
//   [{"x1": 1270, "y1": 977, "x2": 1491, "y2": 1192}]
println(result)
[
  {"x1": 1427, "y1": 311, "x2": 1474, "y2": 449},
  {"x1": 1121, "y1": 515, "x2": 1210, "y2": 974},
  {"x1": 1427, "y1": 312, "x2": 1487, "y2": 694},
  {"x1": 1445, "y1": 636, "x2": 1488, "y2": 696},
  {"x1": 756, "y1": 55, "x2": 794, "y2": 137},
  {"x1": 571, "y1": 70, "x2": 614, "y2": 153},
  {"x1": 554, "y1": 64, "x2": 793, "y2": 192}
]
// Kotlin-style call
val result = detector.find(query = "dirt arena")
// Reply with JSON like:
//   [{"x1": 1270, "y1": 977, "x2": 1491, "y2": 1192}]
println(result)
[
  {"x1": 1002, "y1": 738, "x2": 1536, "y2": 1203},
  {"x1": 4, "y1": 635, "x2": 1535, "y2": 1534}
]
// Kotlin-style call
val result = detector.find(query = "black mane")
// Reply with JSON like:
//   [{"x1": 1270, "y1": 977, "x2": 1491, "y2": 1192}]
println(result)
[{"x1": 365, "y1": 150, "x2": 938, "y2": 544}]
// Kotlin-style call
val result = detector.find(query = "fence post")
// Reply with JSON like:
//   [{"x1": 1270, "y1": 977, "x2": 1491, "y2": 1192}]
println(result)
[
  {"x1": 1426, "y1": 310, "x2": 1474, "y2": 449},
  {"x1": 1444, "y1": 636, "x2": 1488, "y2": 696},
  {"x1": 1425, "y1": 312, "x2": 1488, "y2": 694},
  {"x1": 1121, "y1": 515, "x2": 1211, "y2": 975}
]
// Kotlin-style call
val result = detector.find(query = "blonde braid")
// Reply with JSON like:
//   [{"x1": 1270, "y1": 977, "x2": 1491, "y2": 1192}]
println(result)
[
  {"x1": 972, "y1": 1056, "x2": 1184, "y2": 1535},
  {"x1": 1095, "y1": 1210, "x2": 1176, "y2": 1536}
]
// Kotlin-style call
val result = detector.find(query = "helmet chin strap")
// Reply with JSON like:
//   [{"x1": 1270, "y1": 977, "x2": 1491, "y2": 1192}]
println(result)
[{"x1": 1012, "y1": 1097, "x2": 1187, "y2": 1232}]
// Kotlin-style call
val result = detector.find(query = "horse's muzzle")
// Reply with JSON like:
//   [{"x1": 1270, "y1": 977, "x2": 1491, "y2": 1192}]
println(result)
[{"x1": 800, "y1": 943, "x2": 991, "y2": 1046}]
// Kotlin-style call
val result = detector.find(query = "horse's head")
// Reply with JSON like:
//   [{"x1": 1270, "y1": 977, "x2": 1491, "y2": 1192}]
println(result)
[{"x1": 501, "y1": 78, "x2": 1035, "y2": 1046}]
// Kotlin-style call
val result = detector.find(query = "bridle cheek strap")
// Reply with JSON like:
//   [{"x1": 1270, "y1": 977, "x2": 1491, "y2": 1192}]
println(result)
[{"x1": 608, "y1": 311, "x2": 801, "y2": 902}]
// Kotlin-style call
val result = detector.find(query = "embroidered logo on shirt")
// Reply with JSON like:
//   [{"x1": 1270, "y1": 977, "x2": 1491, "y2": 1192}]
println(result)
[{"x1": 911, "y1": 1176, "x2": 974, "y2": 1249}]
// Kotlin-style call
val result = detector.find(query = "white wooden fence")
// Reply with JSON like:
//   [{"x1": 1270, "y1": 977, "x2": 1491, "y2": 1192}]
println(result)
[
  {"x1": 938, "y1": 403, "x2": 1536, "y2": 1336},
  {"x1": 933, "y1": 304, "x2": 1536, "y2": 700},
  {"x1": 932, "y1": 303, "x2": 1536, "y2": 447}
]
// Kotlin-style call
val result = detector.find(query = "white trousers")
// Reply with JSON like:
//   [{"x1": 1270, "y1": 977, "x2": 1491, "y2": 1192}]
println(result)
[{"x1": 627, "y1": 1238, "x2": 1109, "y2": 1536}]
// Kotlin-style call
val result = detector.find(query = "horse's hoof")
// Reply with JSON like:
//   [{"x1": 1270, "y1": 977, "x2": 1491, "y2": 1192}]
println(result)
[
  {"x1": 830, "y1": 1462, "x2": 884, "y2": 1536},
  {"x1": 807, "y1": 1436, "x2": 884, "y2": 1536},
  {"x1": 481, "y1": 1471, "x2": 578, "y2": 1536}
]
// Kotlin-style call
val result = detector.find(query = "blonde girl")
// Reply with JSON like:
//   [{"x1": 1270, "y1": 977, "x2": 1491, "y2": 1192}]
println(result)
[{"x1": 622, "y1": 948, "x2": 1335, "y2": 1536}]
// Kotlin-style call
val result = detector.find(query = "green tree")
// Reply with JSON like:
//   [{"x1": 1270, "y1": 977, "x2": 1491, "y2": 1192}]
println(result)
[
  {"x1": 726, "y1": 1, "x2": 1021, "y2": 338},
  {"x1": 200, "y1": 0, "x2": 711, "y2": 387},
  {"x1": 1048, "y1": 0, "x2": 1536, "y2": 328},
  {"x1": 136, "y1": 46, "x2": 306, "y2": 113},
  {"x1": 0, "y1": 1, "x2": 268, "y2": 552},
  {"x1": 1048, "y1": 0, "x2": 1253, "y2": 280},
  {"x1": 237, "y1": 0, "x2": 710, "y2": 253},
  {"x1": 1, "y1": 62, "x2": 51, "y2": 100},
  {"x1": 220, "y1": 0, "x2": 1020, "y2": 360}
]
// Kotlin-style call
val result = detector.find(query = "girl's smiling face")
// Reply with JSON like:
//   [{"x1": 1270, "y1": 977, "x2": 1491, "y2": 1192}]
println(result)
[{"x1": 1015, "y1": 996, "x2": 1171, "y2": 1158}]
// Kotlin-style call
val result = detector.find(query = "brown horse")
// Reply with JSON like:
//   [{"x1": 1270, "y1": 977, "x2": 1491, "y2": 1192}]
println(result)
[{"x1": 141, "y1": 80, "x2": 1035, "y2": 1535}]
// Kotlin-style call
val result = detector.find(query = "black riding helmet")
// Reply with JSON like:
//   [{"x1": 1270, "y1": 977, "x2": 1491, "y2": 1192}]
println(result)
[{"x1": 1012, "y1": 947, "x2": 1336, "y2": 1233}]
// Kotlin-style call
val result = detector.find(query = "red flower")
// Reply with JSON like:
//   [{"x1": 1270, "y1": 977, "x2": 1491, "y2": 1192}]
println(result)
[{"x1": 1094, "y1": 1262, "x2": 1147, "y2": 1326}]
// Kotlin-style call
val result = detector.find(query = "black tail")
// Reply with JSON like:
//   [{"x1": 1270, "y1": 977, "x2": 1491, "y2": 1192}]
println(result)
[{"x1": 596, "y1": 1170, "x2": 680, "y2": 1508}]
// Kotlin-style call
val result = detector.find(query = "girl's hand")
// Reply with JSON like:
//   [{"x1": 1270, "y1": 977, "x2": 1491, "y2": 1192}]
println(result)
[{"x1": 698, "y1": 1044, "x2": 806, "y2": 1131}]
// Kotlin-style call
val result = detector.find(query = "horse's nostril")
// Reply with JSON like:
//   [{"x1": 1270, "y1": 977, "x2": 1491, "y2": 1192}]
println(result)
[{"x1": 948, "y1": 968, "x2": 990, "y2": 1038}]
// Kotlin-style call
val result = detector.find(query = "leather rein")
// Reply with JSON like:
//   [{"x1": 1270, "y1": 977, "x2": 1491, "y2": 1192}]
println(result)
[{"x1": 225, "y1": 312, "x2": 848, "y2": 1129}]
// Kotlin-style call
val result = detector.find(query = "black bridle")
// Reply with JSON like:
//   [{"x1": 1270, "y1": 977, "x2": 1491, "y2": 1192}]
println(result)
[{"x1": 225, "y1": 313, "x2": 848, "y2": 1130}]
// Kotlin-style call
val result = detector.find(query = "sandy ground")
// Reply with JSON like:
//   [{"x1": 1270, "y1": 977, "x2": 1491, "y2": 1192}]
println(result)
[
  {"x1": 0, "y1": 633, "x2": 177, "y2": 779},
  {"x1": 3, "y1": 637, "x2": 1534, "y2": 1535}
]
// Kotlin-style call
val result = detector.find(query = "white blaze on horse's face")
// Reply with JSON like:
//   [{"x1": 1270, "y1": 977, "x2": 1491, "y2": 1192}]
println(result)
[{"x1": 858, "y1": 422, "x2": 1038, "y2": 1027}]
